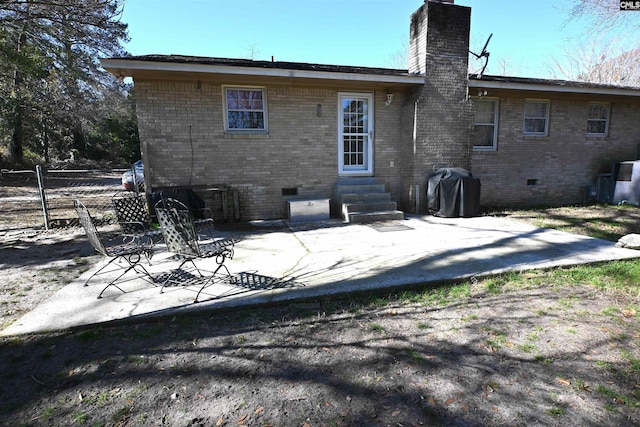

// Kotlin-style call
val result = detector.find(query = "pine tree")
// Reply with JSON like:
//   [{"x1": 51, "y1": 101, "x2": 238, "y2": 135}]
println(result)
[{"x1": 0, "y1": 0, "x2": 131, "y2": 166}]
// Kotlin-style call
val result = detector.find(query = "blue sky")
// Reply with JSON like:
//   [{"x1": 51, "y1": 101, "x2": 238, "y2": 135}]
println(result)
[{"x1": 119, "y1": 0, "x2": 622, "y2": 79}]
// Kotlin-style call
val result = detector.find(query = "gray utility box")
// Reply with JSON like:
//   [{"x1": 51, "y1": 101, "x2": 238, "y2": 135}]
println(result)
[
  {"x1": 287, "y1": 198, "x2": 330, "y2": 222},
  {"x1": 613, "y1": 160, "x2": 640, "y2": 206}
]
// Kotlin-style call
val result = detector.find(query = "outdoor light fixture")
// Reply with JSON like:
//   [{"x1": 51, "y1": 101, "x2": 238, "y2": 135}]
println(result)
[
  {"x1": 477, "y1": 90, "x2": 488, "y2": 97},
  {"x1": 385, "y1": 92, "x2": 394, "y2": 105}
]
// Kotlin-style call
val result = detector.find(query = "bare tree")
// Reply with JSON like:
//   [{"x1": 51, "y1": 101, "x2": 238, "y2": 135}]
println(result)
[
  {"x1": 544, "y1": 1, "x2": 640, "y2": 86},
  {"x1": 494, "y1": 57, "x2": 516, "y2": 76},
  {"x1": 545, "y1": 35, "x2": 640, "y2": 86},
  {"x1": 388, "y1": 36, "x2": 409, "y2": 70},
  {"x1": 585, "y1": 48, "x2": 640, "y2": 86},
  {"x1": 565, "y1": 0, "x2": 639, "y2": 35},
  {"x1": 244, "y1": 42, "x2": 261, "y2": 60}
]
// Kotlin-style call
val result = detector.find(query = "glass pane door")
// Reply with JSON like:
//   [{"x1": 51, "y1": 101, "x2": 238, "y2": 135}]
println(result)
[{"x1": 339, "y1": 93, "x2": 373, "y2": 175}]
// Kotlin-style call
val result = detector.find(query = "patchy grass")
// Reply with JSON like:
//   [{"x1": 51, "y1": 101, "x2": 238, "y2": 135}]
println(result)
[
  {"x1": 370, "y1": 323, "x2": 385, "y2": 333},
  {"x1": 595, "y1": 385, "x2": 640, "y2": 408},
  {"x1": 408, "y1": 349, "x2": 426, "y2": 363},
  {"x1": 2, "y1": 204, "x2": 640, "y2": 426},
  {"x1": 496, "y1": 204, "x2": 640, "y2": 242},
  {"x1": 547, "y1": 406, "x2": 566, "y2": 417},
  {"x1": 484, "y1": 328, "x2": 509, "y2": 350},
  {"x1": 519, "y1": 343, "x2": 537, "y2": 353},
  {"x1": 76, "y1": 328, "x2": 103, "y2": 342}
]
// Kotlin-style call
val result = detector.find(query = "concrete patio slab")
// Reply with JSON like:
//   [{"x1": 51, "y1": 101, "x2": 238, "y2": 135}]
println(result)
[{"x1": 3, "y1": 214, "x2": 639, "y2": 336}]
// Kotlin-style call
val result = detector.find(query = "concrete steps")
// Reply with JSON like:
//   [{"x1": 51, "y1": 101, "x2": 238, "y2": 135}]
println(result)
[{"x1": 334, "y1": 178, "x2": 404, "y2": 223}]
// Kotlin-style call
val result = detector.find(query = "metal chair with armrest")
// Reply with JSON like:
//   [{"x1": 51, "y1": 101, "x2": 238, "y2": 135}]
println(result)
[
  {"x1": 111, "y1": 191, "x2": 162, "y2": 245},
  {"x1": 154, "y1": 198, "x2": 236, "y2": 303},
  {"x1": 74, "y1": 199, "x2": 156, "y2": 298},
  {"x1": 155, "y1": 188, "x2": 215, "y2": 238}
]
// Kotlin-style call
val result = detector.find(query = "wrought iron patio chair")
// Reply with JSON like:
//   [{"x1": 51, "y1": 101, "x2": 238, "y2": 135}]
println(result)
[
  {"x1": 155, "y1": 198, "x2": 236, "y2": 303},
  {"x1": 156, "y1": 188, "x2": 215, "y2": 238},
  {"x1": 112, "y1": 191, "x2": 162, "y2": 245},
  {"x1": 74, "y1": 199, "x2": 156, "y2": 298}
]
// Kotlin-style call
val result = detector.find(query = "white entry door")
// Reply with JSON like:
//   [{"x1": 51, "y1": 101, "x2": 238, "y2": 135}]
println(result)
[{"x1": 338, "y1": 92, "x2": 374, "y2": 175}]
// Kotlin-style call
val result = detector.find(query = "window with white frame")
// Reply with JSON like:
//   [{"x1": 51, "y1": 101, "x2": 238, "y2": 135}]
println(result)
[
  {"x1": 224, "y1": 87, "x2": 267, "y2": 132},
  {"x1": 523, "y1": 100, "x2": 549, "y2": 135},
  {"x1": 587, "y1": 103, "x2": 609, "y2": 136},
  {"x1": 473, "y1": 98, "x2": 498, "y2": 150}
]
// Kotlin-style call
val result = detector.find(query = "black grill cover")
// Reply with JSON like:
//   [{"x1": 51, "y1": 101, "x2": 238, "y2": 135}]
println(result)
[{"x1": 427, "y1": 168, "x2": 481, "y2": 218}]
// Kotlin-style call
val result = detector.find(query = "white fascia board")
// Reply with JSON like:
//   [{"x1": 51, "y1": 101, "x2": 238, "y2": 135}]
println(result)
[
  {"x1": 469, "y1": 79, "x2": 640, "y2": 97},
  {"x1": 101, "y1": 58, "x2": 425, "y2": 85}
]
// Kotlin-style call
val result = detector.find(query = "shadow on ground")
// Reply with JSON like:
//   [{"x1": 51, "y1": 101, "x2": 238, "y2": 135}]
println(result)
[{"x1": 1, "y1": 282, "x2": 638, "y2": 426}]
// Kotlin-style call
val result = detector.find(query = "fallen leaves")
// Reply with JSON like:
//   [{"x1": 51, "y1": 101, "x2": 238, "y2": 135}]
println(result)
[
  {"x1": 214, "y1": 407, "x2": 265, "y2": 426},
  {"x1": 621, "y1": 309, "x2": 636, "y2": 318},
  {"x1": 482, "y1": 383, "x2": 497, "y2": 398}
]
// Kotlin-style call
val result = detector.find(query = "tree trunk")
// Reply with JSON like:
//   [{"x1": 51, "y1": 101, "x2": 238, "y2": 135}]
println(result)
[
  {"x1": 10, "y1": 104, "x2": 24, "y2": 164},
  {"x1": 43, "y1": 117, "x2": 49, "y2": 163},
  {"x1": 9, "y1": 11, "x2": 29, "y2": 165}
]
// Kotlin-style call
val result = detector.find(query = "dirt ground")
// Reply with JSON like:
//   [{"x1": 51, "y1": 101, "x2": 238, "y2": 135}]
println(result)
[{"x1": 0, "y1": 206, "x2": 639, "y2": 426}]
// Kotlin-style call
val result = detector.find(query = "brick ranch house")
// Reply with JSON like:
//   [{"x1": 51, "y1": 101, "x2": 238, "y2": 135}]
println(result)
[{"x1": 101, "y1": 0, "x2": 640, "y2": 222}]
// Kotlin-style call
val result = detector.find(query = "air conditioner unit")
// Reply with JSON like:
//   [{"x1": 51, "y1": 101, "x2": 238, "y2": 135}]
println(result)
[{"x1": 612, "y1": 160, "x2": 640, "y2": 206}]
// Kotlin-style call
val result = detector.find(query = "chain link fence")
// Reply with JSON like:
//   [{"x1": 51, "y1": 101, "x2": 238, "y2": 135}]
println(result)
[{"x1": 0, "y1": 167, "x2": 127, "y2": 231}]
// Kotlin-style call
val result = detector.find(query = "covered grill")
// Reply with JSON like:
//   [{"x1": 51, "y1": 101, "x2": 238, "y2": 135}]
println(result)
[{"x1": 427, "y1": 168, "x2": 481, "y2": 218}]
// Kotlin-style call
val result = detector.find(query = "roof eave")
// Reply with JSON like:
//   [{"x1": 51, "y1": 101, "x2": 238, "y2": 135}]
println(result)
[
  {"x1": 469, "y1": 78, "x2": 640, "y2": 97},
  {"x1": 100, "y1": 58, "x2": 425, "y2": 85}
]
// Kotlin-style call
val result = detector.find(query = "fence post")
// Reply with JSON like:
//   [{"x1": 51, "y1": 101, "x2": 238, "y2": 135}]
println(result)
[{"x1": 36, "y1": 165, "x2": 50, "y2": 230}]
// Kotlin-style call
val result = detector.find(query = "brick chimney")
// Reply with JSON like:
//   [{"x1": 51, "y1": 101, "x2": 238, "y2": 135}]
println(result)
[
  {"x1": 409, "y1": 0, "x2": 469, "y2": 75},
  {"x1": 402, "y1": 1, "x2": 474, "y2": 214}
]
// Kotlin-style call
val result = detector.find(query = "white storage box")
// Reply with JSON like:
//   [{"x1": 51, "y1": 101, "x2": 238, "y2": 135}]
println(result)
[{"x1": 287, "y1": 198, "x2": 330, "y2": 222}]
